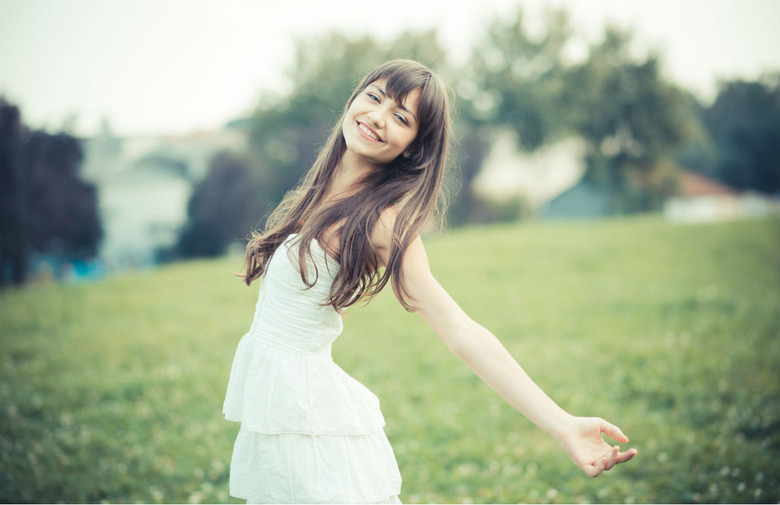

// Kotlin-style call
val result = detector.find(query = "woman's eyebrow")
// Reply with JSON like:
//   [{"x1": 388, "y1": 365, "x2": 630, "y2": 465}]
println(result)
[{"x1": 370, "y1": 84, "x2": 417, "y2": 122}]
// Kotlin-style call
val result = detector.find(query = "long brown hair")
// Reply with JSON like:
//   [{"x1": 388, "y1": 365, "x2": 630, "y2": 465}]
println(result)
[{"x1": 242, "y1": 59, "x2": 451, "y2": 311}]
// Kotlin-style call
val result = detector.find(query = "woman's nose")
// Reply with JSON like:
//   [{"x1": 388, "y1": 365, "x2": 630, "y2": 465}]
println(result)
[{"x1": 367, "y1": 110, "x2": 385, "y2": 128}]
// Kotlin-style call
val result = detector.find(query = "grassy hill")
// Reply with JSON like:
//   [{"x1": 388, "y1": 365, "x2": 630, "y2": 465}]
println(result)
[{"x1": 1, "y1": 216, "x2": 778, "y2": 503}]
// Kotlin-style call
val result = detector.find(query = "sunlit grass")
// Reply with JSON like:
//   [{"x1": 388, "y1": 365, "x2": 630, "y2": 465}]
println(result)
[{"x1": 1, "y1": 216, "x2": 778, "y2": 503}]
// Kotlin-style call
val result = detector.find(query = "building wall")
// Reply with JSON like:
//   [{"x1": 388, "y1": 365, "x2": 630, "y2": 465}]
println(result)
[{"x1": 81, "y1": 128, "x2": 247, "y2": 269}]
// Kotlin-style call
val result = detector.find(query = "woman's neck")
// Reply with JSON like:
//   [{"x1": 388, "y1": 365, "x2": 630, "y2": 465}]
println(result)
[
  {"x1": 305, "y1": 154, "x2": 379, "y2": 252},
  {"x1": 329, "y1": 152, "x2": 378, "y2": 198}
]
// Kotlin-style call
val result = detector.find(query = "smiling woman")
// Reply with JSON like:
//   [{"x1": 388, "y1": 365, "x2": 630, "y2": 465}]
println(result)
[{"x1": 222, "y1": 59, "x2": 636, "y2": 504}]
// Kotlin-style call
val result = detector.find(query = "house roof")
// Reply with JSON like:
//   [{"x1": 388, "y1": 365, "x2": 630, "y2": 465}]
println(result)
[{"x1": 678, "y1": 171, "x2": 739, "y2": 197}]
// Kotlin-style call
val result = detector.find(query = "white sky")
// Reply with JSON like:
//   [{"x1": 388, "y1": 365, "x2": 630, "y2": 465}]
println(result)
[{"x1": 1, "y1": 0, "x2": 778, "y2": 137}]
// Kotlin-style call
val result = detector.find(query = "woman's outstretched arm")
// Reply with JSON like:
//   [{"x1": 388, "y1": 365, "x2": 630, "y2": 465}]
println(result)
[{"x1": 374, "y1": 224, "x2": 637, "y2": 477}]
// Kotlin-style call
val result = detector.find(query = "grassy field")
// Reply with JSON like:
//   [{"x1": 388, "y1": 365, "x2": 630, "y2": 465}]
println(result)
[{"x1": 1, "y1": 216, "x2": 778, "y2": 503}]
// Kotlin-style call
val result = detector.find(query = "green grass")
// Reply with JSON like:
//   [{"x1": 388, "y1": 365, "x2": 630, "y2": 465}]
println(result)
[{"x1": 1, "y1": 216, "x2": 778, "y2": 503}]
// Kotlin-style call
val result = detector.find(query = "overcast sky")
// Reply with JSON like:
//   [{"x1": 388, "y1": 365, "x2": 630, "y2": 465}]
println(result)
[{"x1": 1, "y1": 0, "x2": 778, "y2": 137}]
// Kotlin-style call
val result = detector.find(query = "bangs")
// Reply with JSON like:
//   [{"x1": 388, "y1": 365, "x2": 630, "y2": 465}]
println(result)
[{"x1": 382, "y1": 70, "x2": 428, "y2": 109}]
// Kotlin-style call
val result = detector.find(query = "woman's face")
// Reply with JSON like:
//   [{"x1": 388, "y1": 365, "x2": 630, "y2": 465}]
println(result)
[{"x1": 342, "y1": 79, "x2": 420, "y2": 167}]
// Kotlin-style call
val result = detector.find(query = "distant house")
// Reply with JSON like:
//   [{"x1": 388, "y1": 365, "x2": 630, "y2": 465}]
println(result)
[
  {"x1": 537, "y1": 181, "x2": 613, "y2": 220},
  {"x1": 82, "y1": 125, "x2": 247, "y2": 269},
  {"x1": 466, "y1": 128, "x2": 778, "y2": 223},
  {"x1": 97, "y1": 162, "x2": 193, "y2": 268},
  {"x1": 663, "y1": 171, "x2": 779, "y2": 222},
  {"x1": 472, "y1": 132, "x2": 586, "y2": 211}
]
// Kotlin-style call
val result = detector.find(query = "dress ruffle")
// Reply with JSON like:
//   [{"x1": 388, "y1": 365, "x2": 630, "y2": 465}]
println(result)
[
  {"x1": 230, "y1": 429, "x2": 401, "y2": 504},
  {"x1": 223, "y1": 334, "x2": 385, "y2": 435}
]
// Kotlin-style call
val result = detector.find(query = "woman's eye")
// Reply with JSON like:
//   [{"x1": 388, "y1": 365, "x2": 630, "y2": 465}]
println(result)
[
  {"x1": 367, "y1": 92, "x2": 379, "y2": 102},
  {"x1": 395, "y1": 114, "x2": 408, "y2": 126}
]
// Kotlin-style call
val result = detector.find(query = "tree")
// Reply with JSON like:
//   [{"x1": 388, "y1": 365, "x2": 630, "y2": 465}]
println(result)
[
  {"x1": 450, "y1": 7, "x2": 580, "y2": 223},
  {"x1": 461, "y1": 9, "x2": 696, "y2": 215},
  {"x1": 175, "y1": 151, "x2": 263, "y2": 258},
  {"x1": 0, "y1": 98, "x2": 102, "y2": 287},
  {"x1": 671, "y1": 92, "x2": 721, "y2": 182},
  {"x1": 561, "y1": 27, "x2": 695, "y2": 212},
  {"x1": 701, "y1": 76, "x2": 780, "y2": 194},
  {"x1": 460, "y1": 7, "x2": 574, "y2": 150},
  {"x1": 0, "y1": 100, "x2": 28, "y2": 285},
  {"x1": 25, "y1": 132, "x2": 102, "y2": 258}
]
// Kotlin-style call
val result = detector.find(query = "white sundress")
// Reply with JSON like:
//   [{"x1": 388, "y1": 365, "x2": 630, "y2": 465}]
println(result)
[{"x1": 222, "y1": 234, "x2": 402, "y2": 503}]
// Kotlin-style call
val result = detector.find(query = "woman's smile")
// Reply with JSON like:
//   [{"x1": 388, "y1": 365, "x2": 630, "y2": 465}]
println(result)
[{"x1": 357, "y1": 121, "x2": 383, "y2": 142}]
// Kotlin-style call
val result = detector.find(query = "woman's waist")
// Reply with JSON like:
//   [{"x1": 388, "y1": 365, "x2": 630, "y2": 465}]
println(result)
[{"x1": 246, "y1": 324, "x2": 337, "y2": 356}]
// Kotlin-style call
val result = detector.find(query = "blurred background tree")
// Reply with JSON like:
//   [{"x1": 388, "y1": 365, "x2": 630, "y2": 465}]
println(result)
[
  {"x1": 452, "y1": 7, "x2": 698, "y2": 219},
  {"x1": 448, "y1": 7, "x2": 573, "y2": 224},
  {"x1": 563, "y1": 26, "x2": 696, "y2": 212},
  {"x1": 674, "y1": 75, "x2": 780, "y2": 197},
  {"x1": 702, "y1": 76, "x2": 780, "y2": 194},
  {"x1": 0, "y1": 100, "x2": 28, "y2": 285},
  {"x1": 173, "y1": 151, "x2": 262, "y2": 258},
  {"x1": 115, "y1": 7, "x2": 780, "y2": 260},
  {"x1": 0, "y1": 99, "x2": 102, "y2": 287},
  {"x1": 460, "y1": 7, "x2": 573, "y2": 149},
  {"x1": 25, "y1": 132, "x2": 102, "y2": 258}
]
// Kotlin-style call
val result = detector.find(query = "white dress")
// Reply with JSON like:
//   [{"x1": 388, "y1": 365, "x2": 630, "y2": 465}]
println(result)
[{"x1": 223, "y1": 234, "x2": 402, "y2": 503}]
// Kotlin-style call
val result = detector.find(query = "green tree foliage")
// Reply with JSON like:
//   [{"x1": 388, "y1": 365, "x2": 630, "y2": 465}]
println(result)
[
  {"x1": 178, "y1": 8, "x2": 768, "y2": 242},
  {"x1": 671, "y1": 92, "x2": 721, "y2": 182},
  {"x1": 448, "y1": 7, "x2": 575, "y2": 223},
  {"x1": 701, "y1": 76, "x2": 780, "y2": 194},
  {"x1": 175, "y1": 151, "x2": 262, "y2": 258},
  {"x1": 0, "y1": 99, "x2": 102, "y2": 287},
  {"x1": 459, "y1": 7, "x2": 573, "y2": 149},
  {"x1": 461, "y1": 9, "x2": 695, "y2": 215},
  {"x1": 0, "y1": 100, "x2": 27, "y2": 285},
  {"x1": 564, "y1": 27, "x2": 695, "y2": 211},
  {"x1": 25, "y1": 132, "x2": 102, "y2": 256}
]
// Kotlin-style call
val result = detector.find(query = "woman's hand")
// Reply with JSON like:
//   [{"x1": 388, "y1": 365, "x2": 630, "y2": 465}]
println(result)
[{"x1": 555, "y1": 417, "x2": 638, "y2": 477}]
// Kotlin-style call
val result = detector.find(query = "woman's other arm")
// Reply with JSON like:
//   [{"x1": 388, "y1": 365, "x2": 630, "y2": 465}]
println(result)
[{"x1": 373, "y1": 219, "x2": 637, "y2": 476}]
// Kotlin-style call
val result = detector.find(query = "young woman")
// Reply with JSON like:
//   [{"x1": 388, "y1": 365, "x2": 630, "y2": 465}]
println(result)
[{"x1": 223, "y1": 59, "x2": 637, "y2": 503}]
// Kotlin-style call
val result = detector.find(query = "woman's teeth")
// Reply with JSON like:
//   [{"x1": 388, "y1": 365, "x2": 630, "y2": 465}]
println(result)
[{"x1": 359, "y1": 123, "x2": 380, "y2": 141}]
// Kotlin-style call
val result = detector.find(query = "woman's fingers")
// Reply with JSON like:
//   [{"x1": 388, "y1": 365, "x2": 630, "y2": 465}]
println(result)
[
  {"x1": 584, "y1": 445, "x2": 638, "y2": 478},
  {"x1": 617, "y1": 447, "x2": 639, "y2": 463},
  {"x1": 600, "y1": 419, "x2": 629, "y2": 443},
  {"x1": 601, "y1": 446, "x2": 639, "y2": 475},
  {"x1": 605, "y1": 445, "x2": 620, "y2": 471}
]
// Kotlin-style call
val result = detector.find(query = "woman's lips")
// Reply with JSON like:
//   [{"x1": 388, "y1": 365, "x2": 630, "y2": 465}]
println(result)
[{"x1": 357, "y1": 121, "x2": 383, "y2": 142}]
